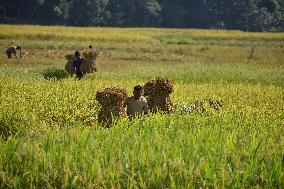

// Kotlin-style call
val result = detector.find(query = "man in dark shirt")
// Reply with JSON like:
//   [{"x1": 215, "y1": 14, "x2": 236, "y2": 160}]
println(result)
[
  {"x1": 72, "y1": 51, "x2": 84, "y2": 80},
  {"x1": 6, "y1": 45, "x2": 21, "y2": 59}
]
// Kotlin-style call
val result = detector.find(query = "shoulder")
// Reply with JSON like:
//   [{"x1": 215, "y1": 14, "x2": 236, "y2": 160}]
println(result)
[{"x1": 7, "y1": 46, "x2": 15, "y2": 50}]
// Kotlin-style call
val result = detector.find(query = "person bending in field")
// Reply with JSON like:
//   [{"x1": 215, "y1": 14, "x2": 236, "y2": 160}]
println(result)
[
  {"x1": 123, "y1": 85, "x2": 148, "y2": 118},
  {"x1": 6, "y1": 45, "x2": 21, "y2": 59},
  {"x1": 73, "y1": 51, "x2": 84, "y2": 80}
]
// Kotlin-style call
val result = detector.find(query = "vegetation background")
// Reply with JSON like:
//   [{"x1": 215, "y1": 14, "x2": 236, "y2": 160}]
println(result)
[{"x1": 1, "y1": 0, "x2": 284, "y2": 31}]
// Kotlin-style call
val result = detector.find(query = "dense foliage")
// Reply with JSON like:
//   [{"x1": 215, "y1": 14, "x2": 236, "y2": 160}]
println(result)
[{"x1": 1, "y1": 0, "x2": 284, "y2": 31}]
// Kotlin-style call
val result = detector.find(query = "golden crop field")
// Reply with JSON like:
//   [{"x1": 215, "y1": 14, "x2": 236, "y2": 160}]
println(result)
[{"x1": 0, "y1": 25, "x2": 283, "y2": 188}]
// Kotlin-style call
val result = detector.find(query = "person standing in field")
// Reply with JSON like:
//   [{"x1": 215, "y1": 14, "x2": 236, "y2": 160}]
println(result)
[
  {"x1": 6, "y1": 45, "x2": 21, "y2": 59},
  {"x1": 88, "y1": 45, "x2": 98, "y2": 57},
  {"x1": 72, "y1": 51, "x2": 84, "y2": 80},
  {"x1": 123, "y1": 85, "x2": 148, "y2": 118},
  {"x1": 89, "y1": 45, "x2": 97, "y2": 53}
]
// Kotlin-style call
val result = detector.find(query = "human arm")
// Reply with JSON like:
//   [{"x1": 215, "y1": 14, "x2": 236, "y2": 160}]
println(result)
[
  {"x1": 119, "y1": 98, "x2": 128, "y2": 114},
  {"x1": 122, "y1": 98, "x2": 128, "y2": 108},
  {"x1": 14, "y1": 51, "x2": 18, "y2": 59},
  {"x1": 11, "y1": 47, "x2": 18, "y2": 59},
  {"x1": 142, "y1": 99, "x2": 149, "y2": 115}
]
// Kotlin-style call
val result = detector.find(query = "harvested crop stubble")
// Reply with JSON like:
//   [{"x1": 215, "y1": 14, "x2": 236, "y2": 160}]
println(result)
[
  {"x1": 144, "y1": 77, "x2": 173, "y2": 113},
  {"x1": 96, "y1": 87, "x2": 128, "y2": 125}
]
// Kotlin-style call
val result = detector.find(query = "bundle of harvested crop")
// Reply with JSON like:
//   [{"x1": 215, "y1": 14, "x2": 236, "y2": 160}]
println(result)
[
  {"x1": 82, "y1": 49, "x2": 97, "y2": 61},
  {"x1": 144, "y1": 77, "x2": 173, "y2": 97},
  {"x1": 96, "y1": 87, "x2": 128, "y2": 106},
  {"x1": 81, "y1": 60, "x2": 97, "y2": 73},
  {"x1": 65, "y1": 59, "x2": 97, "y2": 75},
  {"x1": 98, "y1": 106, "x2": 120, "y2": 125},
  {"x1": 147, "y1": 96, "x2": 173, "y2": 113},
  {"x1": 65, "y1": 54, "x2": 76, "y2": 61},
  {"x1": 96, "y1": 87, "x2": 128, "y2": 125},
  {"x1": 155, "y1": 77, "x2": 173, "y2": 96},
  {"x1": 65, "y1": 60, "x2": 75, "y2": 75},
  {"x1": 144, "y1": 77, "x2": 173, "y2": 112},
  {"x1": 143, "y1": 79, "x2": 155, "y2": 96}
]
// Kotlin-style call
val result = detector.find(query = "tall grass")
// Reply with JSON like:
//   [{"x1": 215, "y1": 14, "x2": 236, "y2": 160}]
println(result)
[
  {"x1": 0, "y1": 25, "x2": 283, "y2": 188},
  {"x1": 1, "y1": 25, "x2": 284, "y2": 43}
]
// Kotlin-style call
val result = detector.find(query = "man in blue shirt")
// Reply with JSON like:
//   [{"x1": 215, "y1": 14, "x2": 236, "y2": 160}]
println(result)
[{"x1": 72, "y1": 51, "x2": 84, "y2": 80}]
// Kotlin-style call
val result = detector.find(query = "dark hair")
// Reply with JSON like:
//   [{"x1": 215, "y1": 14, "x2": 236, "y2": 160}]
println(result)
[
  {"x1": 134, "y1": 85, "x2": 143, "y2": 91},
  {"x1": 16, "y1": 46, "x2": 21, "y2": 50},
  {"x1": 89, "y1": 45, "x2": 93, "y2": 48},
  {"x1": 75, "y1": 51, "x2": 81, "y2": 56}
]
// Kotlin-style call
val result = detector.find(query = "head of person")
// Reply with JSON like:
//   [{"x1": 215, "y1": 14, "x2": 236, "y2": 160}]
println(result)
[
  {"x1": 89, "y1": 45, "x2": 93, "y2": 49},
  {"x1": 16, "y1": 45, "x2": 21, "y2": 50},
  {"x1": 133, "y1": 85, "x2": 143, "y2": 100},
  {"x1": 75, "y1": 51, "x2": 81, "y2": 59}
]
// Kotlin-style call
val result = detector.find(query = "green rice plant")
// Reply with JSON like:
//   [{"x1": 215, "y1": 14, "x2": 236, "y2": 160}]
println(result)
[{"x1": 42, "y1": 68, "x2": 69, "y2": 80}]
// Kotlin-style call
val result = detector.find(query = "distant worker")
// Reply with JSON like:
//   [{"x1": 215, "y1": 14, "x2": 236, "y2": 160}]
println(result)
[
  {"x1": 72, "y1": 51, "x2": 84, "y2": 80},
  {"x1": 88, "y1": 45, "x2": 97, "y2": 57},
  {"x1": 6, "y1": 45, "x2": 21, "y2": 59},
  {"x1": 89, "y1": 45, "x2": 96, "y2": 53},
  {"x1": 123, "y1": 85, "x2": 148, "y2": 118}
]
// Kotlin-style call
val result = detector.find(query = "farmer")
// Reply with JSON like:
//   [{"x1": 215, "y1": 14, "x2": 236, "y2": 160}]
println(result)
[
  {"x1": 88, "y1": 45, "x2": 97, "y2": 56},
  {"x1": 6, "y1": 45, "x2": 21, "y2": 59},
  {"x1": 123, "y1": 85, "x2": 148, "y2": 118},
  {"x1": 72, "y1": 51, "x2": 84, "y2": 80},
  {"x1": 89, "y1": 45, "x2": 96, "y2": 51}
]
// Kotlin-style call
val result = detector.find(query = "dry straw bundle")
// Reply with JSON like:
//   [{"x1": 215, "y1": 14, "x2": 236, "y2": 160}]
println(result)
[
  {"x1": 65, "y1": 60, "x2": 75, "y2": 75},
  {"x1": 64, "y1": 51, "x2": 97, "y2": 75},
  {"x1": 81, "y1": 60, "x2": 97, "y2": 73},
  {"x1": 144, "y1": 77, "x2": 173, "y2": 113},
  {"x1": 65, "y1": 53, "x2": 76, "y2": 75},
  {"x1": 82, "y1": 48, "x2": 98, "y2": 73},
  {"x1": 144, "y1": 77, "x2": 173, "y2": 97},
  {"x1": 96, "y1": 87, "x2": 128, "y2": 125},
  {"x1": 65, "y1": 54, "x2": 76, "y2": 61},
  {"x1": 82, "y1": 49, "x2": 97, "y2": 61}
]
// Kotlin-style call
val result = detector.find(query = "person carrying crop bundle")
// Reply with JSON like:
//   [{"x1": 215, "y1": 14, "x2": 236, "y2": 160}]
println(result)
[
  {"x1": 73, "y1": 51, "x2": 84, "y2": 80},
  {"x1": 89, "y1": 45, "x2": 96, "y2": 53},
  {"x1": 123, "y1": 85, "x2": 148, "y2": 118},
  {"x1": 6, "y1": 45, "x2": 21, "y2": 59},
  {"x1": 87, "y1": 45, "x2": 97, "y2": 59}
]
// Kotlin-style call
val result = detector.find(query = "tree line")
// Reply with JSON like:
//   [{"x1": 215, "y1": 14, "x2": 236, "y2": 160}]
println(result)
[{"x1": 0, "y1": 0, "x2": 283, "y2": 31}]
